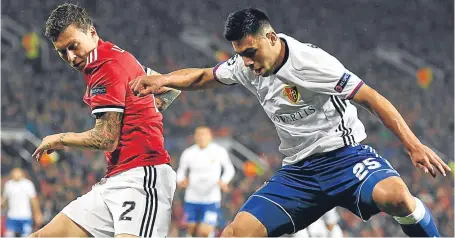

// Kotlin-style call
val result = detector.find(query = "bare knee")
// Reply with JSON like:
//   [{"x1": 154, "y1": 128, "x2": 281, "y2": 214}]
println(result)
[
  {"x1": 221, "y1": 212, "x2": 267, "y2": 237},
  {"x1": 372, "y1": 177, "x2": 416, "y2": 217}
]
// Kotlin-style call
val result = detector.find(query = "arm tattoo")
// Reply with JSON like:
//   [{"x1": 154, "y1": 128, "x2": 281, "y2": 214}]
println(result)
[
  {"x1": 155, "y1": 88, "x2": 181, "y2": 111},
  {"x1": 83, "y1": 112, "x2": 123, "y2": 150}
]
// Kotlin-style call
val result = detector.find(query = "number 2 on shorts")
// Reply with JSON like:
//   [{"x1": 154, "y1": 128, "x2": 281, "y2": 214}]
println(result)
[{"x1": 119, "y1": 201, "x2": 136, "y2": 221}]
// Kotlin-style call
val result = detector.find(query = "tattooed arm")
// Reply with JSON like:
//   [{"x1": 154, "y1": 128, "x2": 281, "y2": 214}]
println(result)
[
  {"x1": 60, "y1": 111, "x2": 123, "y2": 151},
  {"x1": 32, "y1": 112, "x2": 123, "y2": 161}
]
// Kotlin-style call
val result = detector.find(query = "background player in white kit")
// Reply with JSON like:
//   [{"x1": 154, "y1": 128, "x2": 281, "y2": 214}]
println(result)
[
  {"x1": 2, "y1": 168, "x2": 43, "y2": 237},
  {"x1": 292, "y1": 208, "x2": 343, "y2": 238},
  {"x1": 177, "y1": 126, "x2": 235, "y2": 237},
  {"x1": 130, "y1": 8, "x2": 450, "y2": 237}
]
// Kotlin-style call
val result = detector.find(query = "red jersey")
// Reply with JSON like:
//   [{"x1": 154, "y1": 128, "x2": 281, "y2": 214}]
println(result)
[{"x1": 83, "y1": 39, "x2": 170, "y2": 177}]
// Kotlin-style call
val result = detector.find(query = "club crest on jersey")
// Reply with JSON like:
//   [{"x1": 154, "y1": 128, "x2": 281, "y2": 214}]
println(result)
[
  {"x1": 334, "y1": 73, "x2": 351, "y2": 93},
  {"x1": 283, "y1": 85, "x2": 300, "y2": 104},
  {"x1": 91, "y1": 86, "x2": 106, "y2": 96}
]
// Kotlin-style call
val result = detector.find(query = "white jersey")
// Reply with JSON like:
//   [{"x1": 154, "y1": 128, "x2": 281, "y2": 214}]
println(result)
[
  {"x1": 214, "y1": 33, "x2": 367, "y2": 165},
  {"x1": 176, "y1": 143, "x2": 235, "y2": 204},
  {"x1": 3, "y1": 178, "x2": 36, "y2": 219}
]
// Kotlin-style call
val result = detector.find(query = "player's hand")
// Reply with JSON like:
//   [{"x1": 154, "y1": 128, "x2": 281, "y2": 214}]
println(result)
[
  {"x1": 32, "y1": 134, "x2": 65, "y2": 161},
  {"x1": 408, "y1": 143, "x2": 451, "y2": 178},
  {"x1": 218, "y1": 181, "x2": 230, "y2": 193},
  {"x1": 178, "y1": 178, "x2": 189, "y2": 189},
  {"x1": 129, "y1": 75, "x2": 165, "y2": 97}
]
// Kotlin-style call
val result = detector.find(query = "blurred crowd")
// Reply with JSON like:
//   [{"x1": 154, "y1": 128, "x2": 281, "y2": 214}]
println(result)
[{"x1": 1, "y1": 0, "x2": 453, "y2": 236}]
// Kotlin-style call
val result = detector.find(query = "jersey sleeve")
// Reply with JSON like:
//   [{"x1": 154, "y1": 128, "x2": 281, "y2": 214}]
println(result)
[
  {"x1": 88, "y1": 60, "x2": 128, "y2": 118},
  {"x1": 212, "y1": 55, "x2": 243, "y2": 85},
  {"x1": 290, "y1": 45, "x2": 364, "y2": 99}
]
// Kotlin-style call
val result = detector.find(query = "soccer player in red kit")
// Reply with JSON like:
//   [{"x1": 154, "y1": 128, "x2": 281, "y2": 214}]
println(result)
[{"x1": 30, "y1": 3, "x2": 179, "y2": 237}]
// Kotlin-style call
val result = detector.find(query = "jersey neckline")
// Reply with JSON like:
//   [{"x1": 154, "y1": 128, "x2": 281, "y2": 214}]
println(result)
[{"x1": 273, "y1": 38, "x2": 290, "y2": 75}]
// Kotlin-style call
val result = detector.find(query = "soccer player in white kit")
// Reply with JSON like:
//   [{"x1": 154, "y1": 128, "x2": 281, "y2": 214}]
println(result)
[
  {"x1": 130, "y1": 8, "x2": 451, "y2": 237},
  {"x1": 292, "y1": 208, "x2": 343, "y2": 238},
  {"x1": 177, "y1": 126, "x2": 235, "y2": 237},
  {"x1": 2, "y1": 168, "x2": 43, "y2": 237}
]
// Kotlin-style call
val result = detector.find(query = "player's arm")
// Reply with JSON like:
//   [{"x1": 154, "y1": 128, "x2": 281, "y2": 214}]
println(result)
[
  {"x1": 59, "y1": 111, "x2": 122, "y2": 151},
  {"x1": 130, "y1": 68, "x2": 224, "y2": 96},
  {"x1": 218, "y1": 149, "x2": 235, "y2": 192},
  {"x1": 176, "y1": 150, "x2": 190, "y2": 189},
  {"x1": 220, "y1": 149, "x2": 236, "y2": 184},
  {"x1": 32, "y1": 111, "x2": 122, "y2": 160},
  {"x1": 143, "y1": 66, "x2": 181, "y2": 111},
  {"x1": 352, "y1": 84, "x2": 451, "y2": 177},
  {"x1": 30, "y1": 196, "x2": 43, "y2": 227}
]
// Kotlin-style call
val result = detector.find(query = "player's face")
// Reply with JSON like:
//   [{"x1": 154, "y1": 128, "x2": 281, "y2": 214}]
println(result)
[
  {"x1": 232, "y1": 32, "x2": 280, "y2": 77},
  {"x1": 194, "y1": 127, "x2": 213, "y2": 148},
  {"x1": 53, "y1": 24, "x2": 98, "y2": 72}
]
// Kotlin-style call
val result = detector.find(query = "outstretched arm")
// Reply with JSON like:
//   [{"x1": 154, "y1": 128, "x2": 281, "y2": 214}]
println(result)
[
  {"x1": 32, "y1": 111, "x2": 123, "y2": 161},
  {"x1": 352, "y1": 84, "x2": 450, "y2": 177},
  {"x1": 130, "y1": 68, "x2": 224, "y2": 96},
  {"x1": 143, "y1": 67, "x2": 181, "y2": 111}
]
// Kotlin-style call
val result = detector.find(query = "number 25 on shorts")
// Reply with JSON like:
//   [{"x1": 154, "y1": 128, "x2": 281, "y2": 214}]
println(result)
[{"x1": 353, "y1": 158, "x2": 382, "y2": 181}]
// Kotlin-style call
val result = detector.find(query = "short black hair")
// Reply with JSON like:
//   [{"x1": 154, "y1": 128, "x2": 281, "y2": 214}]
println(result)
[
  {"x1": 44, "y1": 3, "x2": 93, "y2": 42},
  {"x1": 223, "y1": 8, "x2": 271, "y2": 41}
]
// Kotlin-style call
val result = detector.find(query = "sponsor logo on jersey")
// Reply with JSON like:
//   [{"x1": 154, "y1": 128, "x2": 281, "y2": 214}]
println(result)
[
  {"x1": 283, "y1": 85, "x2": 300, "y2": 104},
  {"x1": 334, "y1": 73, "x2": 351, "y2": 93},
  {"x1": 269, "y1": 105, "x2": 316, "y2": 123},
  {"x1": 91, "y1": 86, "x2": 106, "y2": 96}
]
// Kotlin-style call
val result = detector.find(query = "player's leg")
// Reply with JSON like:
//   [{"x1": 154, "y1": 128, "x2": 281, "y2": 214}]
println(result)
[
  {"x1": 372, "y1": 176, "x2": 439, "y2": 237},
  {"x1": 183, "y1": 202, "x2": 200, "y2": 236},
  {"x1": 5, "y1": 218, "x2": 20, "y2": 237},
  {"x1": 106, "y1": 164, "x2": 176, "y2": 237},
  {"x1": 28, "y1": 213, "x2": 90, "y2": 237},
  {"x1": 221, "y1": 167, "x2": 333, "y2": 237},
  {"x1": 197, "y1": 203, "x2": 220, "y2": 237},
  {"x1": 20, "y1": 219, "x2": 33, "y2": 237},
  {"x1": 29, "y1": 183, "x2": 114, "y2": 237},
  {"x1": 338, "y1": 144, "x2": 439, "y2": 237}
]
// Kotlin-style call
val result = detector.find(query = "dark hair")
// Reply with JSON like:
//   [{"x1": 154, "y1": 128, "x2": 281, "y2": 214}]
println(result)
[
  {"x1": 44, "y1": 3, "x2": 93, "y2": 42},
  {"x1": 223, "y1": 8, "x2": 271, "y2": 41}
]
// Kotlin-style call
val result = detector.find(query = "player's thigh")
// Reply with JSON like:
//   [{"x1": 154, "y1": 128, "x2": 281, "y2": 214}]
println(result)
[
  {"x1": 235, "y1": 180, "x2": 332, "y2": 237},
  {"x1": 335, "y1": 144, "x2": 401, "y2": 221},
  {"x1": 201, "y1": 202, "x2": 220, "y2": 228},
  {"x1": 30, "y1": 213, "x2": 90, "y2": 237},
  {"x1": 104, "y1": 164, "x2": 176, "y2": 237},
  {"x1": 183, "y1": 202, "x2": 202, "y2": 225}
]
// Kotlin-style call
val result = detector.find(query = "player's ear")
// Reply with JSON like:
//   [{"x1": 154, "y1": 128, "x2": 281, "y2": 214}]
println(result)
[
  {"x1": 89, "y1": 25, "x2": 98, "y2": 38},
  {"x1": 267, "y1": 32, "x2": 278, "y2": 46}
]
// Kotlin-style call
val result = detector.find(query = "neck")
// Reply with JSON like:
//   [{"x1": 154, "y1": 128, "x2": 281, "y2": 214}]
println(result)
[{"x1": 272, "y1": 39, "x2": 286, "y2": 73}]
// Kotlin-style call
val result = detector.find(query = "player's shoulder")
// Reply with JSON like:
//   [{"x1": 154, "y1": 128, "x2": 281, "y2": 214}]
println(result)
[
  {"x1": 84, "y1": 40, "x2": 132, "y2": 72},
  {"x1": 279, "y1": 33, "x2": 341, "y2": 71},
  {"x1": 209, "y1": 143, "x2": 227, "y2": 152},
  {"x1": 184, "y1": 144, "x2": 199, "y2": 153},
  {"x1": 217, "y1": 54, "x2": 250, "y2": 77}
]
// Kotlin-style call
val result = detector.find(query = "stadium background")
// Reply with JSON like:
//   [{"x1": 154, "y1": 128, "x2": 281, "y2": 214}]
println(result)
[{"x1": 1, "y1": 0, "x2": 453, "y2": 236}]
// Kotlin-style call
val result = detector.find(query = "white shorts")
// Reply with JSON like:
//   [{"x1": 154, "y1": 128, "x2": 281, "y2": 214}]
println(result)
[{"x1": 62, "y1": 164, "x2": 176, "y2": 237}]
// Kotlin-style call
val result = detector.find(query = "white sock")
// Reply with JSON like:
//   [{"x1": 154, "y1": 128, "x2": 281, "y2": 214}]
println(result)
[{"x1": 393, "y1": 197, "x2": 426, "y2": 225}]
